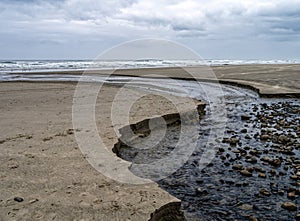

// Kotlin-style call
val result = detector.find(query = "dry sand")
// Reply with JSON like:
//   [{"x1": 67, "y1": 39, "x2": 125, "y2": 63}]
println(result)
[
  {"x1": 0, "y1": 82, "x2": 199, "y2": 221},
  {"x1": 0, "y1": 64, "x2": 299, "y2": 220}
]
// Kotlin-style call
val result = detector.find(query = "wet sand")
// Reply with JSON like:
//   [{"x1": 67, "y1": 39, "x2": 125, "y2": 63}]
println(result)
[
  {"x1": 0, "y1": 64, "x2": 299, "y2": 220},
  {"x1": 11, "y1": 64, "x2": 299, "y2": 96},
  {"x1": 113, "y1": 64, "x2": 300, "y2": 96}
]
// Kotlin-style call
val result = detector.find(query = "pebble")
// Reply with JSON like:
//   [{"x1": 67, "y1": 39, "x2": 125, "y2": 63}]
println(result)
[
  {"x1": 224, "y1": 179, "x2": 235, "y2": 185},
  {"x1": 218, "y1": 147, "x2": 225, "y2": 152},
  {"x1": 29, "y1": 199, "x2": 39, "y2": 204},
  {"x1": 8, "y1": 161, "x2": 19, "y2": 169},
  {"x1": 240, "y1": 170, "x2": 252, "y2": 177},
  {"x1": 278, "y1": 134, "x2": 289, "y2": 143},
  {"x1": 232, "y1": 164, "x2": 244, "y2": 170},
  {"x1": 287, "y1": 191, "x2": 296, "y2": 199},
  {"x1": 261, "y1": 134, "x2": 270, "y2": 140},
  {"x1": 262, "y1": 156, "x2": 271, "y2": 162},
  {"x1": 196, "y1": 188, "x2": 208, "y2": 195},
  {"x1": 229, "y1": 137, "x2": 239, "y2": 145},
  {"x1": 258, "y1": 173, "x2": 266, "y2": 178},
  {"x1": 254, "y1": 166, "x2": 265, "y2": 172},
  {"x1": 281, "y1": 202, "x2": 297, "y2": 211},
  {"x1": 269, "y1": 158, "x2": 282, "y2": 167},
  {"x1": 259, "y1": 188, "x2": 271, "y2": 196},
  {"x1": 290, "y1": 175, "x2": 298, "y2": 180},
  {"x1": 269, "y1": 169, "x2": 277, "y2": 176},
  {"x1": 247, "y1": 156, "x2": 257, "y2": 164},
  {"x1": 245, "y1": 134, "x2": 251, "y2": 139},
  {"x1": 206, "y1": 184, "x2": 215, "y2": 189},
  {"x1": 14, "y1": 197, "x2": 24, "y2": 202},
  {"x1": 249, "y1": 216, "x2": 258, "y2": 221},
  {"x1": 238, "y1": 204, "x2": 253, "y2": 210}
]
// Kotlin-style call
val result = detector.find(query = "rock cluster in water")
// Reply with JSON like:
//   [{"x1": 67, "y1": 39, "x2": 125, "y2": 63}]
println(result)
[
  {"x1": 159, "y1": 99, "x2": 299, "y2": 221},
  {"x1": 117, "y1": 95, "x2": 299, "y2": 220}
]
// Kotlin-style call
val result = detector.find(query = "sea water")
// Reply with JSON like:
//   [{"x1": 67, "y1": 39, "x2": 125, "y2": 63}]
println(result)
[{"x1": 1, "y1": 59, "x2": 300, "y2": 73}]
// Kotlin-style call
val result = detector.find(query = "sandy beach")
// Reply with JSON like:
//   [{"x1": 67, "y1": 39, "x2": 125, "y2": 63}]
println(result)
[
  {"x1": 0, "y1": 81, "x2": 200, "y2": 220},
  {"x1": 0, "y1": 64, "x2": 299, "y2": 220}
]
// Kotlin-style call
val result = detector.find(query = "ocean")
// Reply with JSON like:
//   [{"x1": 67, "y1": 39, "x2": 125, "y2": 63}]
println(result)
[{"x1": 1, "y1": 59, "x2": 300, "y2": 73}]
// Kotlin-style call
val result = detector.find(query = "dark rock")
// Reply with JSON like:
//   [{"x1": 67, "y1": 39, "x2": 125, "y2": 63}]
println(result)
[
  {"x1": 207, "y1": 162, "x2": 214, "y2": 167},
  {"x1": 220, "y1": 155, "x2": 226, "y2": 161},
  {"x1": 224, "y1": 162, "x2": 230, "y2": 167},
  {"x1": 243, "y1": 182, "x2": 249, "y2": 186},
  {"x1": 229, "y1": 157, "x2": 237, "y2": 162},
  {"x1": 224, "y1": 179, "x2": 235, "y2": 185},
  {"x1": 235, "y1": 182, "x2": 242, "y2": 187},
  {"x1": 14, "y1": 197, "x2": 24, "y2": 202},
  {"x1": 218, "y1": 147, "x2": 225, "y2": 153},
  {"x1": 269, "y1": 169, "x2": 277, "y2": 176},
  {"x1": 253, "y1": 204, "x2": 260, "y2": 210},
  {"x1": 270, "y1": 158, "x2": 282, "y2": 167},
  {"x1": 244, "y1": 146, "x2": 251, "y2": 150},
  {"x1": 241, "y1": 128, "x2": 247, "y2": 133},
  {"x1": 241, "y1": 115, "x2": 251, "y2": 121},
  {"x1": 246, "y1": 167, "x2": 254, "y2": 172},
  {"x1": 196, "y1": 179, "x2": 204, "y2": 184}
]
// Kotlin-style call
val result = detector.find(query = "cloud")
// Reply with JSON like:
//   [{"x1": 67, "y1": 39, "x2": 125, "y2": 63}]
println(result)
[
  {"x1": 115, "y1": 0, "x2": 300, "y2": 40},
  {"x1": 0, "y1": 0, "x2": 300, "y2": 59},
  {"x1": 1, "y1": 0, "x2": 300, "y2": 39}
]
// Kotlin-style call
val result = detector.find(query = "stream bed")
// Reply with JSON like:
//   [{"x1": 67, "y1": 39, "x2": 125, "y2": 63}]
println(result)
[{"x1": 113, "y1": 78, "x2": 300, "y2": 221}]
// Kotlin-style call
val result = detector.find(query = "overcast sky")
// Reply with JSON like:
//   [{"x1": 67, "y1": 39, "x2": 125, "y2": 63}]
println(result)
[{"x1": 0, "y1": 0, "x2": 300, "y2": 60}]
